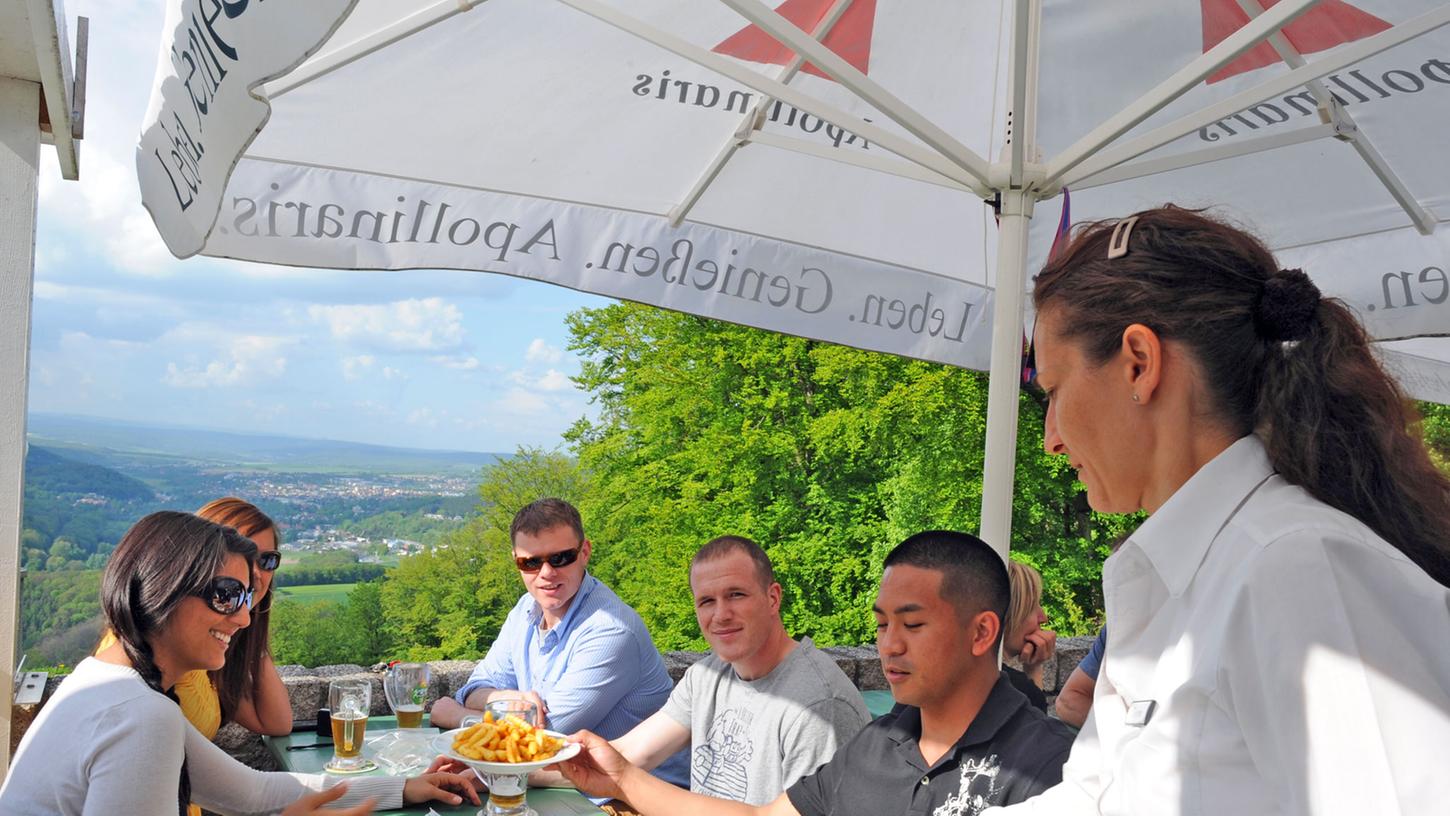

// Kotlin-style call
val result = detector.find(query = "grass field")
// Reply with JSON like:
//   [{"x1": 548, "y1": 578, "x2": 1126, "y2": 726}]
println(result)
[{"x1": 275, "y1": 583, "x2": 355, "y2": 604}]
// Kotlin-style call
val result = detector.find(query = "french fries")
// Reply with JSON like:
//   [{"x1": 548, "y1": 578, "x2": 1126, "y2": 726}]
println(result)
[{"x1": 451, "y1": 711, "x2": 566, "y2": 763}]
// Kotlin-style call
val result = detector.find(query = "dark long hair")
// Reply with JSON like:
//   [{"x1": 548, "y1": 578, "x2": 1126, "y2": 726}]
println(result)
[
  {"x1": 1034, "y1": 205, "x2": 1450, "y2": 587},
  {"x1": 101, "y1": 511, "x2": 257, "y2": 816},
  {"x1": 195, "y1": 497, "x2": 278, "y2": 723}
]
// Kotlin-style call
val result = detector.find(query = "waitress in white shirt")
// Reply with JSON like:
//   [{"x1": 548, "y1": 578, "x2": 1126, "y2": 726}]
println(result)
[{"x1": 993, "y1": 206, "x2": 1450, "y2": 816}]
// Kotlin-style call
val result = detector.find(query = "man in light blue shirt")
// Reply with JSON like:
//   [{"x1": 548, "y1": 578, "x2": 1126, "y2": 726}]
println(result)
[{"x1": 430, "y1": 498, "x2": 688, "y2": 787}]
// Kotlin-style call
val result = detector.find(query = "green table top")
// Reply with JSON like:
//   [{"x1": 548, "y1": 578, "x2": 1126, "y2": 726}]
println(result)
[
  {"x1": 862, "y1": 689, "x2": 895, "y2": 718},
  {"x1": 265, "y1": 715, "x2": 604, "y2": 815}
]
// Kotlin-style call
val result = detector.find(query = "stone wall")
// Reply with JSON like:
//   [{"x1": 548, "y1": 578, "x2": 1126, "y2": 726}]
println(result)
[{"x1": 28, "y1": 636, "x2": 1098, "y2": 771}]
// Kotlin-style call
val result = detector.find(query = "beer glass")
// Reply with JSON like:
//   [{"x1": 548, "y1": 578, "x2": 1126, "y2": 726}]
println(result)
[
  {"x1": 326, "y1": 679, "x2": 373, "y2": 772},
  {"x1": 480, "y1": 700, "x2": 540, "y2": 816},
  {"x1": 383, "y1": 662, "x2": 430, "y2": 728}
]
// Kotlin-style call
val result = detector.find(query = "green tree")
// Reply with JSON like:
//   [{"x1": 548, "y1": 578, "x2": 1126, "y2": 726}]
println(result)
[
  {"x1": 270, "y1": 599, "x2": 354, "y2": 667},
  {"x1": 378, "y1": 448, "x2": 586, "y2": 661},
  {"x1": 49, "y1": 537, "x2": 80, "y2": 562},
  {"x1": 343, "y1": 580, "x2": 392, "y2": 664},
  {"x1": 1417, "y1": 402, "x2": 1450, "y2": 475},
  {"x1": 563, "y1": 303, "x2": 1121, "y2": 648},
  {"x1": 20, "y1": 570, "x2": 104, "y2": 667},
  {"x1": 23, "y1": 547, "x2": 47, "y2": 572}
]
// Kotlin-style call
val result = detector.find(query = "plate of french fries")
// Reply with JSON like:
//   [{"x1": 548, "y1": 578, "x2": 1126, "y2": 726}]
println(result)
[{"x1": 433, "y1": 712, "x2": 579, "y2": 774}]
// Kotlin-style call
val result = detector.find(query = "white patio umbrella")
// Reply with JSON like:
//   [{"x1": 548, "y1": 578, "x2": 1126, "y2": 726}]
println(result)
[{"x1": 137, "y1": 0, "x2": 1450, "y2": 553}]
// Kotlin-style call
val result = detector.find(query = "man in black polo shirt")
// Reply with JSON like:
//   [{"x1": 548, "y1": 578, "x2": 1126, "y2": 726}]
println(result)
[{"x1": 556, "y1": 530, "x2": 1075, "y2": 816}]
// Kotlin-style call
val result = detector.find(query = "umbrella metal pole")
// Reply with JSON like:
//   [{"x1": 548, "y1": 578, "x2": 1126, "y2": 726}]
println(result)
[{"x1": 978, "y1": 188, "x2": 1034, "y2": 559}]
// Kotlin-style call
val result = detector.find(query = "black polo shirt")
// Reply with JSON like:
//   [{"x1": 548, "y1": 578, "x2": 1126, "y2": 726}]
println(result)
[
  {"x1": 1002, "y1": 665, "x2": 1049, "y2": 712},
  {"x1": 786, "y1": 672, "x2": 1074, "y2": 816}
]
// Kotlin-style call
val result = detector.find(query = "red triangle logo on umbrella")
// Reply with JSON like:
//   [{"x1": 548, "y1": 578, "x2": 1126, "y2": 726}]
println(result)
[
  {"x1": 712, "y1": 0, "x2": 878, "y2": 81},
  {"x1": 1202, "y1": 0, "x2": 1392, "y2": 83}
]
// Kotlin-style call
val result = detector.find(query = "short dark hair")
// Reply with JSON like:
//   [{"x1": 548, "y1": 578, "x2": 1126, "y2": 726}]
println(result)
[
  {"x1": 883, "y1": 530, "x2": 1009, "y2": 643},
  {"x1": 509, "y1": 498, "x2": 585, "y2": 545},
  {"x1": 690, "y1": 535, "x2": 775, "y2": 589}
]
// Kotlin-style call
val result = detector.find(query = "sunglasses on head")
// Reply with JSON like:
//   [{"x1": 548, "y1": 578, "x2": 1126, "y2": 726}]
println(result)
[
  {"x1": 514, "y1": 543, "x2": 584, "y2": 573},
  {"x1": 257, "y1": 551, "x2": 281, "y2": 572},
  {"x1": 198, "y1": 576, "x2": 254, "y2": 615}
]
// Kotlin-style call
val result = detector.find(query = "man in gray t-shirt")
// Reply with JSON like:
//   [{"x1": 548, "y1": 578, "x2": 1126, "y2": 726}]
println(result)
[
  {"x1": 661, "y1": 636, "x2": 868, "y2": 804},
  {"x1": 531, "y1": 536, "x2": 868, "y2": 806}
]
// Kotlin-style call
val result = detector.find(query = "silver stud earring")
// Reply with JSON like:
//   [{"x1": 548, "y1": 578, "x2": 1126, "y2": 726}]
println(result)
[{"x1": 1132, "y1": 393, "x2": 1140, "y2": 402}]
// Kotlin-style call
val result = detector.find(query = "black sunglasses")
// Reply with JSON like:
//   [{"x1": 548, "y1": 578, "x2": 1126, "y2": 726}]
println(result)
[
  {"x1": 198, "y1": 576, "x2": 254, "y2": 615},
  {"x1": 257, "y1": 551, "x2": 282, "y2": 572},
  {"x1": 514, "y1": 543, "x2": 584, "y2": 573}
]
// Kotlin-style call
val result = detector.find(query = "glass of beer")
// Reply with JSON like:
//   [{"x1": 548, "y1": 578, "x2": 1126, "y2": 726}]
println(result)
[
  {"x1": 480, "y1": 700, "x2": 540, "y2": 816},
  {"x1": 383, "y1": 662, "x2": 430, "y2": 728},
  {"x1": 326, "y1": 679, "x2": 372, "y2": 772}
]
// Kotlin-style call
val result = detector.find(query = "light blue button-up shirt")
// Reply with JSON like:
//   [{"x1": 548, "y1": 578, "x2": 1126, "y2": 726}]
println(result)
[{"x1": 456, "y1": 573, "x2": 688, "y2": 786}]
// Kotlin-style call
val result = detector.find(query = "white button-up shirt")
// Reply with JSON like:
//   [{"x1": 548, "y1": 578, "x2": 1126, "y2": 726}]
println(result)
[{"x1": 991, "y1": 435, "x2": 1450, "y2": 815}]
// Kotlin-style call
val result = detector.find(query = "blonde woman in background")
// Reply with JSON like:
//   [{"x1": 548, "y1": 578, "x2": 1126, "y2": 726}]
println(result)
[{"x1": 1003, "y1": 560, "x2": 1056, "y2": 712}]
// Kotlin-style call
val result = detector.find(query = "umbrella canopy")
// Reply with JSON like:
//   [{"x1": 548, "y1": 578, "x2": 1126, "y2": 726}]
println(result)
[{"x1": 138, "y1": 0, "x2": 1450, "y2": 550}]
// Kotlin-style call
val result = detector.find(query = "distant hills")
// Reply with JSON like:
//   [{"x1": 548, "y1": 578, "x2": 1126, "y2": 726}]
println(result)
[
  {"x1": 28, "y1": 413, "x2": 504, "y2": 475},
  {"x1": 25, "y1": 445, "x2": 156, "y2": 502}
]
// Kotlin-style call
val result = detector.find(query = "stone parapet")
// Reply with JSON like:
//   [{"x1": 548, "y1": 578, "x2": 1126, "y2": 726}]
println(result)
[
  {"x1": 1001, "y1": 633, "x2": 1096, "y2": 695},
  {"x1": 27, "y1": 638, "x2": 1099, "y2": 769}
]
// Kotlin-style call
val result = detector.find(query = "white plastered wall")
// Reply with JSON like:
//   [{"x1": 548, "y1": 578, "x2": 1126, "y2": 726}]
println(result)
[{"x1": 0, "y1": 74, "x2": 39, "y2": 770}]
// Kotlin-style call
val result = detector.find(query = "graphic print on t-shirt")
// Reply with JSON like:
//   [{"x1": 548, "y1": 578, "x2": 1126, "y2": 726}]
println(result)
[
  {"x1": 694, "y1": 708, "x2": 755, "y2": 801},
  {"x1": 934, "y1": 754, "x2": 1002, "y2": 816}
]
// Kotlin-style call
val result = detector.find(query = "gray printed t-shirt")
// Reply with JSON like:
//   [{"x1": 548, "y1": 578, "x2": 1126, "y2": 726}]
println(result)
[{"x1": 660, "y1": 637, "x2": 870, "y2": 805}]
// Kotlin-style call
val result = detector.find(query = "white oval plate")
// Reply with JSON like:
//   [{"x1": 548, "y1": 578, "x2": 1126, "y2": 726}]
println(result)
[{"x1": 432, "y1": 727, "x2": 581, "y2": 775}]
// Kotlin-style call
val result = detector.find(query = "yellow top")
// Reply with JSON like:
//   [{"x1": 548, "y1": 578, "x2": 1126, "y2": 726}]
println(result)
[{"x1": 96, "y1": 632, "x2": 222, "y2": 816}]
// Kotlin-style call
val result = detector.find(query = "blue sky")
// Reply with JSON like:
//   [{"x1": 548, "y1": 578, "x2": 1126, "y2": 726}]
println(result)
[{"x1": 30, "y1": 1, "x2": 614, "y2": 454}]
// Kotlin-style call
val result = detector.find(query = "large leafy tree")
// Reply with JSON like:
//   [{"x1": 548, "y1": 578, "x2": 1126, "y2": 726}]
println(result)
[{"x1": 564, "y1": 303, "x2": 1121, "y2": 650}]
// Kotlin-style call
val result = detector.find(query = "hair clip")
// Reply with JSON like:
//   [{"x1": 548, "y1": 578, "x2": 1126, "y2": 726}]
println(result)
[{"x1": 1107, "y1": 215, "x2": 1139, "y2": 260}]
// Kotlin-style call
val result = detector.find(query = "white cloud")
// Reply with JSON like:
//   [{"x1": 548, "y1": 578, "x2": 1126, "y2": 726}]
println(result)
[
  {"x1": 525, "y1": 338, "x2": 563, "y2": 365},
  {"x1": 353, "y1": 399, "x2": 397, "y2": 418},
  {"x1": 342, "y1": 355, "x2": 375, "y2": 380},
  {"x1": 309, "y1": 298, "x2": 466, "y2": 352},
  {"x1": 492, "y1": 387, "x2": 551, "y2": 417},
  {"x1": 341, "y1": 355, "x2": 406, "y2": 381},
  {"x1": 408, "y1": 408, "x2": 441, "y2": 427},
  {"x1": 40, "y1": 129, "x2": 191, "y2": 278},
  {"x1": 58, "y1": 330, "x2": 142, "y2": 355},
  {"x1": 163, "y1": 334, "x2": 291, "y2": 389},
  {"x1": 508, "y1": 367, "x2": 576, "y2": 392},
  {"x1": 536, "y1": 369, "x2": 572, "y2": 392},
  {"x1": 432, "y1": 354, "x2": 481, "y2": 370}
]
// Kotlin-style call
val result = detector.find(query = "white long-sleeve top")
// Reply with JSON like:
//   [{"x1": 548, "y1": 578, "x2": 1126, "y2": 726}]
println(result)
[
  {"x1": 0, "y1": 657, "x2": 404, "y2": 815},
  {"x1": 991, "y1": 435, "x2": 1450, "y2": 816}
]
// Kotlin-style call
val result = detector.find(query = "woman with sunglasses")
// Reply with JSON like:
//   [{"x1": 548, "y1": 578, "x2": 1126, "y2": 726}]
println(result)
[
  {"x1": 0, "y1": 511, "x2": 478, "y2": 815},
  {"x1": 194, "y1": 497, "x2": 293, "y2": 738},
  {"x1": 92, "y1": 499, "x2": 292, "y2": 816}
]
